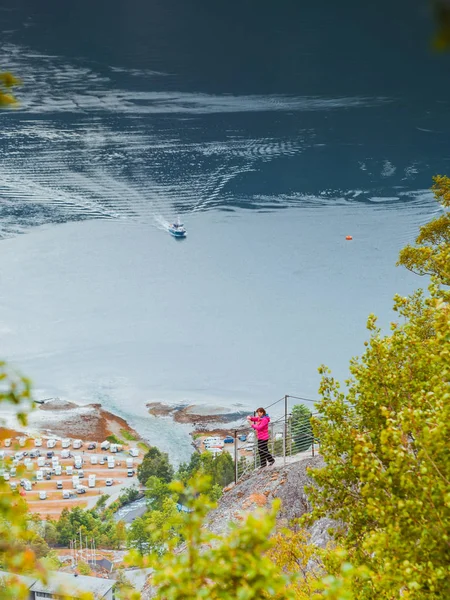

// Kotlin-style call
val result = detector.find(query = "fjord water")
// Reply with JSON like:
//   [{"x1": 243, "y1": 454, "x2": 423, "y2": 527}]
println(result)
[{"x1": 0, "y1": 0, "x2": 449, "y2": 461}]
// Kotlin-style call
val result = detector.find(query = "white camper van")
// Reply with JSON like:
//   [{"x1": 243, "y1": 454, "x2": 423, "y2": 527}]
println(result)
[
  {"x1": 88, "y1": 474, "x2": 96, "y2": 488},
  {"x1": 47, "y1": 439, "x2": 56, "y2": 449},
  {"x1": 129, "y1": 448, "x2": 139, "y2": 458},
  {"x1": 90, "y1": 455, "x2": 98, "y2": 465},
  {"x1": 72, "y1": 439, "x2": 82, "y2": 449},
  {"x1": 61, "y1": 438, "x2": 70, "y2": 448},
  {"x1": 107, "y1": 457, "x2": 115, "y2": 469},
  {"x1": 100, "y1": 440, "x2": 110, "y2": 451}
]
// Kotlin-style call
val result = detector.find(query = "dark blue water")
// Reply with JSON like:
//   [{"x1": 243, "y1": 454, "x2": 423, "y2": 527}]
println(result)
[{"x1": 0, "y1": 0, "x2": 449, "y2": 461}]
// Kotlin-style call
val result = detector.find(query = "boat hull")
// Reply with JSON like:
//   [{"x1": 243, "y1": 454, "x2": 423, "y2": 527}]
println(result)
[{"x1": 168, "y1": 228, "x2": 186, "y2": 238}]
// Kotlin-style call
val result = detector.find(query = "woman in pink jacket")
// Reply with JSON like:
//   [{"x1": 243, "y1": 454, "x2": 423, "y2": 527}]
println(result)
[{"x1": 247, "y1": 407, "x2": 275, "y2": 468}]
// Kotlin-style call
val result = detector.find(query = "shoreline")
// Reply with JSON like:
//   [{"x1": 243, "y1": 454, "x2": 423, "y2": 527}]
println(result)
[
  {"x1": 0, "y1": 398, "x2": 142, "y2": 444},
  {"x1": 147, "y1": 401, "x2": 248, "y2": 429}
]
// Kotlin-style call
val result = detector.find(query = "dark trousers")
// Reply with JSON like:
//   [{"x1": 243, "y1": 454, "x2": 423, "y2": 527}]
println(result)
[{"x1": 258, "y1": 439, "x2": 274, "y2": 467}]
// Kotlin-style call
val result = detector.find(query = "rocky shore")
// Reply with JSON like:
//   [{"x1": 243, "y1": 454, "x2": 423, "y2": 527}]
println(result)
[
  {"x1": 0, "y1": 398, "x2": 141, "y2": 443},
  {"x1": 147, "y1": 401, "x2": 247, "y2": 428}
]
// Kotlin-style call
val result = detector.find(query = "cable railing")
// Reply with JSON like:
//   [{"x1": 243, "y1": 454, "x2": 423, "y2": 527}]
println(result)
[{"x1": 229, "y1": 394, "x2": 320, "y2": 483}]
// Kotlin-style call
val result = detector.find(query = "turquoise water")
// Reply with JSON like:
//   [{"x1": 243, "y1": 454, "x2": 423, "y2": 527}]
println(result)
[{"x1": 0, "y1": 0, "x2": 448, "y2": 461}]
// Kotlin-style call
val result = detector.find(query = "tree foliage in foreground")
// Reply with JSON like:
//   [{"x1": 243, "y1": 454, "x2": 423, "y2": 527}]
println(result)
[
  {"x1": 398, "y1": 174, "x2": 450, "y2": 286},
  {"x1": 0, "y1": 363, "x2": 42, "y2": 599},
  {"x1": 307, "y1": 291, "x2": 450, "y2": 598},
  {"x1": 129, "y1": 477, "x2": 296, "y2": 600},
  {"x1": 0, "y1": 72, "x2": 20, "y2": 105}
]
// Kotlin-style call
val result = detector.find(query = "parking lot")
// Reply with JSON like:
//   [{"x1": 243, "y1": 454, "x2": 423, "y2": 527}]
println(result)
[
  {"x1": 0, "y1": 435, "x2": 144, "y2": 518},
  {"x1": 196, "y1": 431, "x2": 256, "y2": 457}
]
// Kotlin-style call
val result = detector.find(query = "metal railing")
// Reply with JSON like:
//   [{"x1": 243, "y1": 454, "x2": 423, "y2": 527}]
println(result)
[{"x1": 231, "y1": 394, "x2": 319, "y2": 483}]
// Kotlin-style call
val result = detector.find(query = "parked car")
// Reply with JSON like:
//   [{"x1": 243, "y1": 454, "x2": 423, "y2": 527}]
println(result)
[
  {"x1": 99, "y1": 458, "x2": 105, "y2": 465},
  {"x1": 76, "y1": 485, "x2": 87, "y2": 494},
  {"x1": 46, "y1": 451, "x2": 54, "y2": 459},
  {"x1": 127, "y1": 469, "x2": 135, "y2": 477},
  {"x1": 56, "y1": 481, "x2": 63, "y2": 489},
  {"x1": 39, "y1": 491, "x2": 47, "y2": 500},
  {"x1": 223, "y1": 436, "x2": 234, "y2": 444},
  {"x1": 239, "y1": 434, "x2": 247, "y2": 442},
  {"x1": 87, "y1": 443, "x2": 96, "y2": 450},
  {"x1": 45, "y1": 474, "x2": 51, "y2": 481},
  {"x1": 105, "y1": 478, "x2": 113, "y2": 486}
]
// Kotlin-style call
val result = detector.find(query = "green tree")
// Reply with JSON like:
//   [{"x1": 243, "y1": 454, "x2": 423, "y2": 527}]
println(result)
[
  {"x1": 290, "y1": 404, "x2": 313, "y2": 453},
  {"x1": 128, "y1": 497, "x2": 183, "y2": 556},
  {"x1": 138, "y1": 447, "x2": 174, "y2": 485},
  {"x1": 177, "y1": 451, "x2": 234, "y2": 490},
  {"x1": 133, "y1": 477, "x2": 295, "y2": 599},
  {"x1": 114, "y1": 521, "x2": 127, "y2": 550},
  {"x1": 398, "y1": 174, "x2": 450, "y2": 287},
  {"x1": 146, "y1": 476, "x2": 172, "y2": 510},
  {"x1": 306, "y1": 287, "x2": 450, "y2": 598}
]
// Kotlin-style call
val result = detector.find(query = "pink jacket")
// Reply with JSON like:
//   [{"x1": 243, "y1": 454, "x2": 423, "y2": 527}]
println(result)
[{"x1": 249, "y1": 415, "x2": 270, "y2": 441}]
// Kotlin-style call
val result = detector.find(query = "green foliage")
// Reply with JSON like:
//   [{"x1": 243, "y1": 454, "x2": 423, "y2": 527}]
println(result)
[
  {"x1": 95, "y1": 494, "x2": 110, "y2": 510},
  {"x1": 129, "y1": 477, "x2": 295, "y2": 599},
  {"x1": 113, "y1": 568, "x2": 140, "y2": 600},
  {"x1": 146, "y1": 476, "x2": 172, "y2": 510},
  {"x1": 291, "y1": 404, "x2": 314, "y2": 452},
  {"x1": 118, "y1": 486, "x2": 140, "y2": 505},
  {"x1": 0, "y1": 361, "x2": 33, "y2": 426},
  {"x1": 77, "y1": 561, "x2": 91, "y2": 576},
  {"x1": 54, "y1": 506, "x2": 125, "y2": 549},
  {"x1": 120, "y1": 428, "x2": 138, "y2": 441},
  {"x1": 177, "y1": 451, "x2": 234, "y2": 490},
  {"x1": 127, "y1": 497, "x2": 183, "y2": 555},
  {"x1": 106, "y1": 434, "x2": 123, "y2": 445},
  {"x1": 398, "y1": 175, "x2": 450, "y2": 287},
  {"x1": 0, "y1": 72, "x2": 20, "y2": 106},
  {"x1": 307, "y1": 288, "x2": 450, "y2": 598},
  {"x1": 138, "y1": 447, "x2": 174, "y2": 485},
  {"x1": 0, "y1": 362, "x2": 44, "y2": 600}
]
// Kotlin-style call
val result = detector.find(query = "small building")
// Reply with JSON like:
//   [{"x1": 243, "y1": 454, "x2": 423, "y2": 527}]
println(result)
[{"x1": 0, "y1": 569, "x2": 115, "y2": 600}]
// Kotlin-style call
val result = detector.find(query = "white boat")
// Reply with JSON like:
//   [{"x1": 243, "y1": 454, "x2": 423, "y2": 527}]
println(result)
[{"x1": 168, "y1": 220, "x2": 186, "y2": 238}]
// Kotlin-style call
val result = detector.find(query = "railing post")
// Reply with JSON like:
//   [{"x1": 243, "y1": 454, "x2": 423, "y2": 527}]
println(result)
[
  {"x1": 283, "y1": 395, "x2": 288, "y2": 465},
  {"x1": 234, "y1": 429, "x2": 238, "y2": 484}
]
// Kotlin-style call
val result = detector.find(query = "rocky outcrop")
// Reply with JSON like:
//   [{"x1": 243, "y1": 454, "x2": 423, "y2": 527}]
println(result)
[{"x1": 208, "y1": 455, "x2": 331, "y2": 546}]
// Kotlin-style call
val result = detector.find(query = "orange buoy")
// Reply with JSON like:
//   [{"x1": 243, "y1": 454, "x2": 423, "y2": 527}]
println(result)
[{"x1": 345, "y1": 235, "x2": 353, "y2": 240}]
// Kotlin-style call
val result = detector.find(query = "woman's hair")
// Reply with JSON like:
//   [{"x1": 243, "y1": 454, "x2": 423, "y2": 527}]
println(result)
[{"x1": 256, "y1": 407, "x2": 266, "y2": 416}]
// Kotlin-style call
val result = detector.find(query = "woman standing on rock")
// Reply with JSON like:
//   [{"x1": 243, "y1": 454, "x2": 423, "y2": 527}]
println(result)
[{"x1": 247, "y1": 407, "x2": 275, "y2": 468}]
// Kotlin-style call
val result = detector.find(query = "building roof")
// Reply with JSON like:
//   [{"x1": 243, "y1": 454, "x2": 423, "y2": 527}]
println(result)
[
  {"x1": 29, "y1": 571, "x2": 115, "y2": 598},
  {"x1": 0, "y1": 569, "x2": 38, "y2": 588}
]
